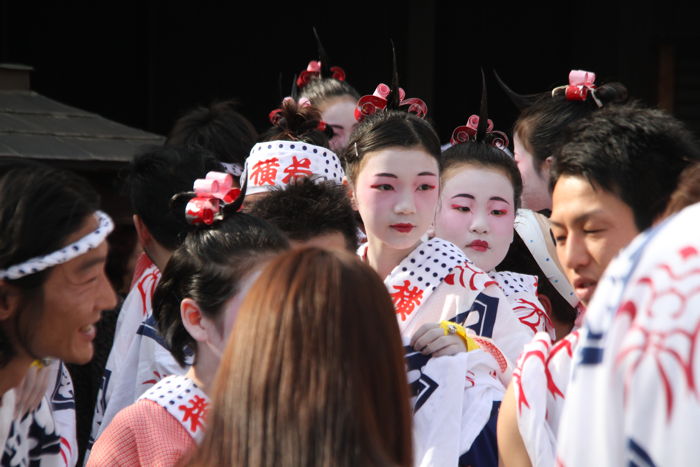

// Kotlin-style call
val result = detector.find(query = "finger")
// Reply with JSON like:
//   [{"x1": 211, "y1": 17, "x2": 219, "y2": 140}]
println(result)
[
  {"x1": 427, "y1": 335, "x2": 461, "y2": 355},
  {"x1": 413, "y1": 327, "x2": 446, "y2": 353},
  {"x1": 409, "y1": 323, "x2": 440, "y2": 348},
  {"x1": 431, "y1": 343, "x2": 464, "y2": 358}
]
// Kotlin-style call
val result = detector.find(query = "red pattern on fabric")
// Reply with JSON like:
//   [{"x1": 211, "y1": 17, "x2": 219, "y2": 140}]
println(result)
[
  {"x1": 141, "y1": 370, "x2": 163, "y2": 386},
  {"x1": 390, "y1": 280, "x2": 423, "y2": 321},
  {"x1": 129, "y1": 253, "x2": 152, "y2": 290},
  {"x1": 472, "y1": 336, "x2": 508, "y2": 373},
  {"x1": 444, "y1": 263, "x2": 498, "y2": 290},
  {"x1": 87, "y1": 399, "x2": 195, "y2": 466},
  {"x1": 137, "y1": 267, "x2": 160, "y2": 316},
  {"x1": 515, "y1": 298, "x2": 554, "y2": 334},
  {"x1": 178, "y1": 395, "x2": 209, "y2": 433},
  {"x1": 281, "y1": 156, "x2": 313, "y2": 183},
  {"x1": 59, "y1": 436, "x2": 71, "y2": 465},
  {"x1": 250, "y1": 158, "x2": 280, "y2": 186}
]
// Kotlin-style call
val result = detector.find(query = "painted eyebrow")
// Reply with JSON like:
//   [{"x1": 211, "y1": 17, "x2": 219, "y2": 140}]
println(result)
[
  {"x1": 451, "y1": 194, "x2": 475, "y2": 200},
  {"x1": 374, "y1": 173, "x2": 398, "y2": 178},
  {"x1": 489, "y1": 196, "x2": 511, "y2": 204},
  {"x1": 417, "y1": 172, "x2": 438, "y2": 177}
]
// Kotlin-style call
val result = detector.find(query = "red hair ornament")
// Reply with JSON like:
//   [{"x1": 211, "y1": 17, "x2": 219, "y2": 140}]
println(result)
[
  {"x1": 450, "y1": 115, "x2": 509, "y2": 149},
  {"x1": 552, "y1": 69, "x2": 602, "y2": 107},
  {"x1": 354, "y1": 83, "x2": 428, "y2": 121},
  {"x1": 296, "y1": 60, "x2": 346, "y2": 88},
  {"x1": 185, "y1": 171, "x2": 241, "y2": 225}
]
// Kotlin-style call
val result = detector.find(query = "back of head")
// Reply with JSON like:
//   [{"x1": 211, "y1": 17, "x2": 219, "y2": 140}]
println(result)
[
  {"x1": 551, "y1": 103, "x2": 700, "y2": 231},
  {"x1": 247, "y1": 177, "x2": 358, "y2": 251},
  {"x1": 260, "y1": 98, "x2": 333, "y2": 148},
  {"x1": 441, "y1": 142, "x2": 523, "y2": 210},
  {"x1": 344, "y1": 110, "x2": 441, "y2": 182},
  {"x1": 0, "y1": 162, "x2": 99, "y2": 366},
  {"x1": 153, "y1": 213, "x2": 289, "y2": 366},
  {"x1": 193, "y1": 247, "x2": 413, "y2": 467},
  {"x1": 662, "y1": 163, "x2": 700, "y2": 218},
  {"x1": 300, "y1": 78, "x2": 360, "y2": 108},
  {"x1": 166, "y1": 100, "x2": 258, "y2": 167},
  {"x1": 126, "y1": 145, "x2": 222, "y2": 251},
  {"x1": 515, "y1": 80, "x2": 628, "y2": 169}
]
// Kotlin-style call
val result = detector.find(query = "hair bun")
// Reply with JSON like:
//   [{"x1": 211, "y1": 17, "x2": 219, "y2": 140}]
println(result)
[{"x1": 595, "y1": 82, "x2": 629, "y2": 105}]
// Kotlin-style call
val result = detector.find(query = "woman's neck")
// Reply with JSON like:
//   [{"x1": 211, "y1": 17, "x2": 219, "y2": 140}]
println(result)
[
  {"x1": 186, "y1": 346, "x2": 220, "y2": 395},
  {"x1": 365, "y1": 237, "x2": 421, "y2": 279}
]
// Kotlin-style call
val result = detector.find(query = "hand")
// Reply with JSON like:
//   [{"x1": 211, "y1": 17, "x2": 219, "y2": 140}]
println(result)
[
  {"x1": 14, "y1": 361, "x2": 53, "y2": 418},
  {"x1": 410, "y1": 322, "x2": 465, "y2": 358}
]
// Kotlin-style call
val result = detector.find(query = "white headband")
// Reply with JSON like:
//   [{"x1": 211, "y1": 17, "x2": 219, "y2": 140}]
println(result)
[
  {"x1": 0, "y1": 210, "x2": 114, "y2": 280},
  {"x1": 513, "y1": 209, "x2": 580, "y2": 308},
  {"x1": 242, "y1": 141, "x2": 344, "y2": 195}
]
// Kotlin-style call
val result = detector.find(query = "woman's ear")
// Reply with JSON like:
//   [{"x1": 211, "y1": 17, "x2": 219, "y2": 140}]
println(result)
[
  {"x1": 342, "y1": 176, "x2": 359, "y2": 211},
  {"x1": 180, "y1": 298, "x2": 208, "y2": 343}
]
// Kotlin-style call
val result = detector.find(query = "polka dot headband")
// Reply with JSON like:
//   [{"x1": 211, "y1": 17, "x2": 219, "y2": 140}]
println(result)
[
  {"x1": 0, "y1": 210, "x2": 114, "y2": 280},
  {"x1": 241, "y1": 141, "x2": 344, "y2": 196}
]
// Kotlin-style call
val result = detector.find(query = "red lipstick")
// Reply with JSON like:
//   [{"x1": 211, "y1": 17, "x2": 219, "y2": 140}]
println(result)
[
  {"x1": 390, "y1": 223, "x2": 415, "y2": 233},
  {"x1": 467, "y1": 240, "x2": 489, "y2": 252}
]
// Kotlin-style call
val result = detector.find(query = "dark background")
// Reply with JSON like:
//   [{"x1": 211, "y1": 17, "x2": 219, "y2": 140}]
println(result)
[{"x1": 2, "y1": 1, "x2": 699, "y2": 142}]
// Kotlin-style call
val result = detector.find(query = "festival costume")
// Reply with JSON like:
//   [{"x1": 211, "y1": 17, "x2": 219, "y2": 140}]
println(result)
[
  {"x1": 87, "y1": 375, "x2": 208, "y2": 466},
  {"x1": 557, "y1": 203, "x2": 700, "y2": 466},
  {"x1": 2, "y1": 396, "x2": 62, "y2": 466},
  {"x1": 89, "y1": 260, "x2": 188, "y2": 449},
  {"x1": 360, "y1": 237, "x2": 531, "y2": 465}
]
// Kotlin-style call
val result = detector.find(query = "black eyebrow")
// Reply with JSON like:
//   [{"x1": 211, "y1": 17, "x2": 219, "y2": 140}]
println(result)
[
  {"x1": 489, "y1": 196, "x2": 511, "y2": 204},
  {"x1": 374, "y1": 173, "x2": 398, "y2": 178},
  {"x1": 451, "y1": 194, "x2": 475, "y2": 200},
  {"x1": 418, "y1": 172, "x2": 438, "y2": 177}
]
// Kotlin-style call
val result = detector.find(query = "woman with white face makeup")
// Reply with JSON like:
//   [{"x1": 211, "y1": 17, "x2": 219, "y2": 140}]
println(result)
[
  {"x1": 345, "y1": 98, "x2": 529, "y2": 465},
  {"x1": 88, "y1": 178, "x2": 289, "y2": 466},
  {"x1": 434, "y1": 119, "x2": 554, "y2": 339}
]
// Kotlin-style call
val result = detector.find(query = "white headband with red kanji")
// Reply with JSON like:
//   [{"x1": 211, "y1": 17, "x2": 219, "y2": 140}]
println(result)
[{"x1": 242, "y1": 141, "x2": 345, "y2": 195}]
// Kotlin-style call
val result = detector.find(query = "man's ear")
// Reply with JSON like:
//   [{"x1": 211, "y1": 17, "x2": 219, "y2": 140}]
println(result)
[
  {"x1": 180, "y1": 298, "x2": 208, "y2": 343},
  {"x1": 133, "y1": 214, "x2": 152, "y2": 249},
  {"x1": 342, "y1": 176, "x2": 359, "y2": 211},
  {"x1": 0, "y1": 281, "x2": 20, "y2": 321}
]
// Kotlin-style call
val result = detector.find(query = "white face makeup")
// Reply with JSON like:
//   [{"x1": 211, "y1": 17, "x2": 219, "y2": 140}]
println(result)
[
  {"x1": 434, "y1": 164, "x2": 516, "y2": 271},
  {"x1": 351, "y1": 146, "x2": 440, "y2": 254},
  {"x1": 319, "y1": 96, "x2": 358, "y2": 154}
]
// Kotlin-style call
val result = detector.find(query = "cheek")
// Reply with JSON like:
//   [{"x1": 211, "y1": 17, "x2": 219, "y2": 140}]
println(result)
[
  {"x1": 491, "y1": 214, "x2": 515, "y2": 238},
  {"x1": 436, "y1": 207, "x2": 471, "y2": 238},
  {"x1": 416, "y1": 191, "x2": 439, "y2": 216}
]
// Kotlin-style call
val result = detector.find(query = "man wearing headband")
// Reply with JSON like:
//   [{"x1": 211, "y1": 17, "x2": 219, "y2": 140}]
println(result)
[{"x1": 0, "y1": 163, "x2": 116, "y2": 466}]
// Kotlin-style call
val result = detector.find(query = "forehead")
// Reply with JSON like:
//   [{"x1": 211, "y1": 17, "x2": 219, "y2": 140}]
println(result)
[
  {"x1": 51, "y1": 214, "x2": 108, "y2": 277},
  {"x1": 443, "y1": 164, "x2": 514, "y2": 200},
  {"x1": 359, "y1": 147, "x2": 438, "y2": 176},
  {"x1": 551, "y1": 175, "x2": 628, "y2": 223}
]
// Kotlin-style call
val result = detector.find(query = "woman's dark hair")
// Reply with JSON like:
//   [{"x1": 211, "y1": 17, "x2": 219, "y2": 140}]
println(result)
[
  {"x1": 343, "y1": 110, "x2": 441, "y2": 182},
  {"x1": 259, "y1": 98, "x2": 333, "y2": 148},
  {"x1": 0, "y1": 162, "x2": 100, "y2": 366},
  {"x1": 166, "y1": 99, "x2": 258, "y2": 167},
  {"x1": 152, "y1": 214, "x2": 288, "y2": 366},
  {"x1": 300, "y1": 78, "x2": 360, "y2": 108},
  {"x1": 514, "y1": 81, "x2": 628, "y2": 170},
  {"x1": 188, "y1": 247, "x2": 413, "y2": 467},
  {"x1": 441, "y1": 142, "x2": 523, "y2": 210}
]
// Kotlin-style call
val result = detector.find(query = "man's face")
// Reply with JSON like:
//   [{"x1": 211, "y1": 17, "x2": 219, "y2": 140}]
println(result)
[
  {"x1": 28, "y1": 214, "x2": 117, "y2": 363},
  {"x1": 550, "y1": 175, "x2": 639, "y2": 305}
]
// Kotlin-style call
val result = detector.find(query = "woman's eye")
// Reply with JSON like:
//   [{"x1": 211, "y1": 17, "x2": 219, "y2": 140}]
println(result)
[
  {"x1": 491, "y1": 209, "x2": 507, "y2": 216},
  {"x1": 370, "y1": 184, "x2": 393, "y2": 191},
  {"x1": 450, "y1": 204, "x2": 470, "y2": 213},
  {"x1": 417, "y1": 184, "x2": 436, "y2": 191}
]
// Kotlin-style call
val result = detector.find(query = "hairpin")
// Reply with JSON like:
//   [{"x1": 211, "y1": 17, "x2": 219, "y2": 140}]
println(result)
[
  {"x1": 185, "y1": 171, "x2": 241, "y2": 225},
  {"x1": 450, "y1": 69, "x2": 508, "y2": 149},
  {"x1": 296, "y1": 28, "x2": 346, "y2": 88},
  {"x1": 551, "y1": 70, "x2": 602, "y2": 107}
]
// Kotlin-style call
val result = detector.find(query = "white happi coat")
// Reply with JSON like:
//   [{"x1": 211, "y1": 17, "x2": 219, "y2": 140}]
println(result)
[
  {"x1": 360, "y1": 237, "x2": 531, "y2": 465},
  {"x1": 557, "y1": 202, "x2": 700, "y2": 467},
  {"x1": 89, "y1": 261, "x2": 188, "y2": 448}
]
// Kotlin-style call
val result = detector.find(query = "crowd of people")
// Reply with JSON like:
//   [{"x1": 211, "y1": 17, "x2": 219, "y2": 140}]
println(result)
[{"x1": 1, "y1": 52, "x2": 700, "y2": 467}]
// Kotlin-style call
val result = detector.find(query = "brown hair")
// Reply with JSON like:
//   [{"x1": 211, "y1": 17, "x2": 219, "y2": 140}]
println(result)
[
  {"x1": 662, "y1": 162, "x2": 700, "y2": 219},
  {"x1": 187, "y1": 247, "x2": 413, "y2": 467}
]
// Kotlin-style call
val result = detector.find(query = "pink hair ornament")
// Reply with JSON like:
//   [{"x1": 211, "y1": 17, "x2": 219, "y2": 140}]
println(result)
[
  {"x1": 296, "y1": 60, "x2": 346, "y2": 88},
  {"x1": 354, "y1": 83, "x2": 428, "y2": 121},
  {"x1": 185, "y1": 171, "x2": 241, "y2": 225},
  {"x1": 552, "y1": 69, "x2": 603, "y2": 108},
  {"x1": 450, "y1": 114, "x2": 509, "y2": 149}
]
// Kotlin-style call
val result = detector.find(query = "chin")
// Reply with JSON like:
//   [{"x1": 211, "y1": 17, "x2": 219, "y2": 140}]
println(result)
[{"x1": 65, "y1": 346, "x2": 94, "y2": 365}]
